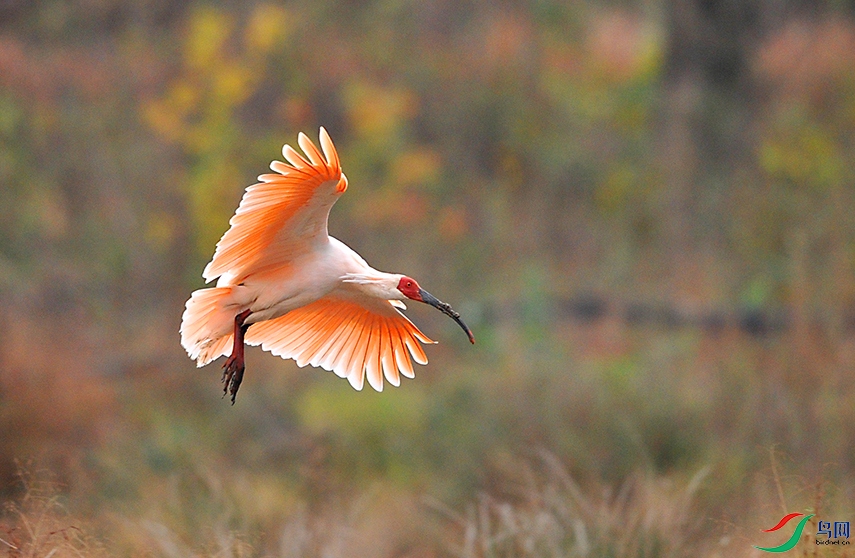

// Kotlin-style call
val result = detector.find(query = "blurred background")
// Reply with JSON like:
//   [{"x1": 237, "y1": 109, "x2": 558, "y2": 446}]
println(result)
[{"x1": 1, "y1": 0, "x2": 854, "y2": 555}]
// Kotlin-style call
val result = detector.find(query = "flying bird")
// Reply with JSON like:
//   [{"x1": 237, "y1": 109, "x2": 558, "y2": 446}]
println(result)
[{"x1": 180, "y1": 128, "x2": 474, "y2": 403}]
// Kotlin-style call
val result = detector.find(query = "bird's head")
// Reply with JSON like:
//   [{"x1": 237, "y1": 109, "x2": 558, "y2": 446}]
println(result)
[{"x1": 396, "y1": 276, "x2": 476, "y2": 344}]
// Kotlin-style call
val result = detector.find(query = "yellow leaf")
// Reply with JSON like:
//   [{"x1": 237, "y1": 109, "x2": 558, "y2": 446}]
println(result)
[
  {"x1": 185, "y1": 7, "x2": 233, "y2": 71},
  {"x1": 245, "y1": 4, "x2": 292, "y2": 54}
]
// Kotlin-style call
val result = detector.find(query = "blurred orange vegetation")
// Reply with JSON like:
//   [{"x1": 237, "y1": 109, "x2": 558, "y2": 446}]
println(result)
[{"x1": 1, "y1": 0, "x2": 855, "y2": 555}]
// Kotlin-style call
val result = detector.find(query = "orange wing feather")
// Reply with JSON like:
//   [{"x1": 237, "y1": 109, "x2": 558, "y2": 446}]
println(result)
[
  {"x1": 202, "y1": 128, "x2": 348, "y2": 284},
  {"x1": 244, "y1": 294, "x2": 435, "y2": 391}
]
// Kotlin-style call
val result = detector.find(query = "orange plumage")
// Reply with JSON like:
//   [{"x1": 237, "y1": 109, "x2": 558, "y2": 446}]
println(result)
[{"x1": 180, "y1": 128, "x2": 473, "y2": 402}]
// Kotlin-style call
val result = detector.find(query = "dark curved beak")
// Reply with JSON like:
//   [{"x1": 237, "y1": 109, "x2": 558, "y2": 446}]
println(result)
[{"x1": 418, "y1": 289, "x2": 475, "y2": 344}]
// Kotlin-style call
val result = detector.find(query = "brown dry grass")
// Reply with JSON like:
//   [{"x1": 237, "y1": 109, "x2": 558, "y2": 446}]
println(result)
[
  {"x1": 428, "y1": 452, "x2": 712, "y2": 558},
  {"x1": 0, "y1": 468, "x2": 107, "y2": 558}
]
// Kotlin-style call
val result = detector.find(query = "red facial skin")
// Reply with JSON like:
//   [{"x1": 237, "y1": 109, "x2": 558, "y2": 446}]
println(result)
[
  {"x1": 397, "y1": 276, "x2": 423, "y2": 301},
  {"x1": 396, "y1": 275, "x2": 476, "y2": 344}
]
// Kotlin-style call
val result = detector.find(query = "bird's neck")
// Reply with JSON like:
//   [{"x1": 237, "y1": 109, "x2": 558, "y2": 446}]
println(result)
[{"x1": 341, "y1": 271, "x2": 404, "y2": 300}]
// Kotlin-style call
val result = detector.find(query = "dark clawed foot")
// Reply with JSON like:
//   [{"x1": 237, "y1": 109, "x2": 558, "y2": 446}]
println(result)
[
  {"x1": 221, "y1": 354, "x2": 245, "y2": 405},
  {"x1": 228, "y1": 362, "x2": 244, "y2": 405},
  {"x1": 221, "y1": 358, "x2": 233, "y2": 392},
  {"x1": 222, "y1": 309, "x2": 251, "y2": 405}
]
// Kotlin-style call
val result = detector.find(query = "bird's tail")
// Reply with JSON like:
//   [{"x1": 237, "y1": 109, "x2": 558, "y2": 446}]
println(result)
[{"x1": 180, "y1": 287, "x2": 238, "y2": 367}]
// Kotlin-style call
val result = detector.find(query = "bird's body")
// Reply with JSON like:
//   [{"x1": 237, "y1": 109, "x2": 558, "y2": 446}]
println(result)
[
  {"x1": 232, "y1": 237, "x2": 367, "y2": 324},
  {"x1": 180, "y1": 128, "x2": 473, "y2": 401}
]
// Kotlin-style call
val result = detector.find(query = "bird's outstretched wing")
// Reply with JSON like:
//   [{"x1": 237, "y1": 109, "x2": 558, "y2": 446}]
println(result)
[
  {"x1": 244, "y1": 293, "x2": 436, "y2": 391},
  {"x1": 203, "y1": 127, "x2": 348, "y2": 284}
]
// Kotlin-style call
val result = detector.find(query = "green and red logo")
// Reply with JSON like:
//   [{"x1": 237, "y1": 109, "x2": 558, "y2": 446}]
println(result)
[
  {"x1": 754, "y1": 512, "x2": 814, "y2": 553},
  {"x1": 755, "y1": 512, "x2": 851, "y2": 552}
]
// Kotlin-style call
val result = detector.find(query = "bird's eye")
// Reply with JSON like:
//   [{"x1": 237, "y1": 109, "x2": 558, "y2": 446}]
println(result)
[{"x1": 407, "y1": 282, "x2": 413, "y2": 288}]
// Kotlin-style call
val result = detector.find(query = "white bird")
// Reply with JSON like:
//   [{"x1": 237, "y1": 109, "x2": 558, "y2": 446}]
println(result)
[{"x1": 180, "y1": 128, "x2": 474, "y2": 402}]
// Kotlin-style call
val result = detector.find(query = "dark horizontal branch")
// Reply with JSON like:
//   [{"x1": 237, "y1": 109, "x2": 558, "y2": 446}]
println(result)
[{"x1": 481, "y1": 294, "x2": 853, "y2": 338}]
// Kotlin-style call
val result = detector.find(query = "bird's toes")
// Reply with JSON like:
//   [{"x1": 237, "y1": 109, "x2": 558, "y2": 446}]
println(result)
[
  {"x1": 228, "y1": 364, "x2": 245, "y2": 405},
  {"x1": 221, "y1": 355, "x2": 238, "y2": 396}
]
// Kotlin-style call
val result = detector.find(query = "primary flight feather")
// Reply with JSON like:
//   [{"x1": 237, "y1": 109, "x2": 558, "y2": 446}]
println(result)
[{"x1": 180, "y1": 128, "x2": 474, "y2": 402}]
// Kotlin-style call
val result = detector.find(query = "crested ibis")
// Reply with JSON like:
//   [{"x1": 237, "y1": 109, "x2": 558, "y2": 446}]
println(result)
[{"x1": 180, "y1": 128, "x2": 474, "y2": 402}]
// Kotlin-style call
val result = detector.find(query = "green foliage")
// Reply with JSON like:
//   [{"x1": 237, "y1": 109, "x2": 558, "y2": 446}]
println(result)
[
  {"x1": 295, "y1": 383, "x2": 430, "y2": 483},
  {"x1": 143, "y1": 5, "x2": 294, "y2": 263}
]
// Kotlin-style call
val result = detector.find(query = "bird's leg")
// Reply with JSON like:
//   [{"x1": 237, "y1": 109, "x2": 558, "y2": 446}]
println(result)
[{"x1": 222, "y1": 309, "x2": 252, "y2": 404}]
